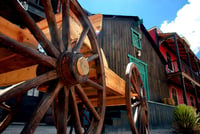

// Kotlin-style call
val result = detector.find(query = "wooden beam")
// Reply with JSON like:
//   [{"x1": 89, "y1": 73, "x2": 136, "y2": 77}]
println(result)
[
  {"x1": 105, "y1": 67, "x2": 126, "y2": 96},
  {"x1": 100, "y1": 48, "x2": 108, "y2": 68},
  {"x1": 88, "y1": 95, "x2": 138, "y2": 107},
  {"x1": 89, "y1": 66, "x2": 127, "y2": 96},
  {"x1": 168, "y1": 71, "x2": 200, "y2": 87},
  {"x1": 182, "y1": 72, "x2": 200, "y2": 87},
  {"x1": 0, "y1": 53, "x2": 37, "y2": 74},
  {"x1": 89, "y1": 14, "x2": 103, "y2": 33},
  {"x1": 0, "y1": 65, "x2": 37, "y2": 87},
  {"x1": 0, "y1": 17, "x2": 38, "y2": 49},
  {"x1": 0, "y1": 17, "x2": 38, "y2": 74}
]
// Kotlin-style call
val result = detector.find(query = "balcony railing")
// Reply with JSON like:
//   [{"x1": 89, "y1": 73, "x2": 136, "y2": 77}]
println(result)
[
  {"x1": 181, "y1": 61, "x2": 200, "y2": 82},
  {"x1": 166, "y1": 60, "x2": 200, "y2": 83}
]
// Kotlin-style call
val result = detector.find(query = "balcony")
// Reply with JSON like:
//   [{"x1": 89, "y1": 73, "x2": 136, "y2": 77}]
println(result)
[{"x1": 166, "y1": 60, "x2": 200, "y2": 83}]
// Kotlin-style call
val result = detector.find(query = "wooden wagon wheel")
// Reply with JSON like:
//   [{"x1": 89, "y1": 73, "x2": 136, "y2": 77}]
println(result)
[
  {"x1": 0, "y1": 0, "x2": 106, "y2": 133},
  {"x1": 125, "y1": 63, "x2": 149, "y2": 134}
]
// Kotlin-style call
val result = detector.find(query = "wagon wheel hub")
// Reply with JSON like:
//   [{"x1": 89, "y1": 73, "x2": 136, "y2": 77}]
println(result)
[
  {"x1": 77, "y1": 57, "x2": 89, "y2": 76},
  {"x1": 57, "y1": 51, "x2": 89, "y2": 87}
]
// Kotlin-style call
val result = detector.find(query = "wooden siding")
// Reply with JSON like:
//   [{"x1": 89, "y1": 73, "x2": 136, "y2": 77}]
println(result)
[
  {"x1": 148, "y1": 101, "x2": 175, "y2": 129},
  {"x1": 98, "y1": 15, "x2": 169, "y2": 102},
  {"x1": 102, "y1": 101, "x2": 175, "y2": 132}
]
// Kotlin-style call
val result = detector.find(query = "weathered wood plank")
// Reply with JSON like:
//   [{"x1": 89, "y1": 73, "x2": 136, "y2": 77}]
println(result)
[
  {"x1": 0, "y1": 17, "x2": 38, "y2": 49},
  {"x1": 87, "y1": 66, "x2": 125, "y2": 96},
  {"x1": 0, "y1": 17, "x2": 38, "y2": 74},
  {"x1": 100, "y1": 48, "x2": 108, "y2": 68},
  {"x1": 0, "y1": 54, "x2": 37, "y2": 74},
  {"x1": 84, "y1": 95, "x2": 138, "y2": 107},
  {"x1": 0, "y1": 65, "x2": 37, "y2": 87},
  {"x1": 105, "y1": 67, "x2": 126, "y2": 96},
  {"x1": 89, "y1": 14, "x2": 103, "y2": 33}
]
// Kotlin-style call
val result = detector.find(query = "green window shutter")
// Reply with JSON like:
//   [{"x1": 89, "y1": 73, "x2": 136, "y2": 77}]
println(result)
[
  {"x1": 128, "y1": 54, "x2": 150, "y2": 100},
  {"x1": 131, "y1": 28, "x2": 142, "y2": 50}
]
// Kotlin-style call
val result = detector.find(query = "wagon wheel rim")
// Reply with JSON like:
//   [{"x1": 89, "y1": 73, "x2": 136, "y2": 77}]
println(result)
[
  {"x1": 0, "y1": 0, "x2": 106, "y2": 133},
  {"x1": 125, "y1": 63, "x2": 149, "y2": 134},
  {"x1": 0, "y1": 103, "x2": 14, "y2": 132},
  {"x1": 0, "y1": 94, "x2": 20, "y2": 132}
]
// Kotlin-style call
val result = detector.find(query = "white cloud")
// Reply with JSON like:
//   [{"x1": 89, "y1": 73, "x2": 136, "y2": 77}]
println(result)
[{"x1": 160, "y1": 0, "x2": 200, "y2": 54}]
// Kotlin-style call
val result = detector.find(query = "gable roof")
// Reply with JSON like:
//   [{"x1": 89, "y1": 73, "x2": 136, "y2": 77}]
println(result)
[{"x1": 100, "y1": 14, "x2": 167, "y2": 64}]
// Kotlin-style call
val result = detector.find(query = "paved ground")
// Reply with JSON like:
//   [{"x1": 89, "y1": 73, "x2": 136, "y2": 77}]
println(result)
[
  {"x1": 2, "y1": 123, "x2": 176, "y2": 134},
  {"x1": 150, "y1": 129, "x2": 176, "y2": 134}
]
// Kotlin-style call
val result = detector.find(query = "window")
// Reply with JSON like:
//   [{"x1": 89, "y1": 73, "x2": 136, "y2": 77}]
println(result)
[
  {"x1": 166, "y1": 52, "x2": 173, "y2": 70},
  {"x1": 190, "y1": 96, "x2": 195, "y2": 107},
  {"x1": 131, "y1": 28, "x2": 141, "y2": 50},
  {"x1": 171, "y1": 88, "x2": 178, "y2": 105},
  {"x1": 27, "y1": 87, "x2": 39, "y2": 97}
]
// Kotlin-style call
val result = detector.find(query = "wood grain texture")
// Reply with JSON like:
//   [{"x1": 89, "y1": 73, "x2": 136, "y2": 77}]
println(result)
[
  {"x1": 98, "y1": 15, "x2": 169, "y2": 101},
  {"x1": 0, "y1": 65, "x2": 37, "y2": 87}
]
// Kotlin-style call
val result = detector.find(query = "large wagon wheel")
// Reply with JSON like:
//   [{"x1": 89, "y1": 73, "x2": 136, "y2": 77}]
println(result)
[
  {"x1": 125, "y1": 63, "x2": 149, "y2": 134},
  {"x1": 0, "y1": 0, "x2": 106, "y2": 133}
]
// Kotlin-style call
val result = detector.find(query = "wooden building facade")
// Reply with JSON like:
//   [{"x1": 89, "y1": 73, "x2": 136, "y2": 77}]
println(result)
[
  {"x1": 97, "y1": 15, "x2": 169, "y2": 102},
  {"x1": 149, "y1": 27, "x2": 200, "y2": 112}
]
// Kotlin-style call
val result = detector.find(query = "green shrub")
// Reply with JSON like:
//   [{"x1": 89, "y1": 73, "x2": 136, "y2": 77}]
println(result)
[{"x1": 172, "y1": 104, "x2": 200, "y2": 134}]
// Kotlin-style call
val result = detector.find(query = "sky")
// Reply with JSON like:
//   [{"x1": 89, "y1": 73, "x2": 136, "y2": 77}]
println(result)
[{"x1": 78, "y1": 0, "x2": 200, "y2": 56}]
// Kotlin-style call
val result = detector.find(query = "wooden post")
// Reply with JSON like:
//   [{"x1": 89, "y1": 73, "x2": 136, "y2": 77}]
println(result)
[
  {"x1": 186, "y1": 48, "x2": 193, "y2": 78},
  {"x1": 174, "y1": 35, "x2": 188, "y2": 104},
  {"x1": 173, "y1": 35, "x2": 182, "y2": 71},
  {"x1": 192, "y1": 83, "x2": 200, "y2": 112},
  {"x1": 180, "y1": 75, "x2": 188, "y2": 105},
  {"x1": 195, "y1": 59, "x2": 200, "y2": 76}
]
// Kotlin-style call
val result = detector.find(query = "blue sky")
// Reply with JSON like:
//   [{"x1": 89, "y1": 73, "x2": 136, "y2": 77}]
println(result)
[
  {"x1": 78, "y1": 0, "x2": 200, "y2": 57},
  {"x1": 78, "y1": 0, "x2": 188, "y2": 29}
]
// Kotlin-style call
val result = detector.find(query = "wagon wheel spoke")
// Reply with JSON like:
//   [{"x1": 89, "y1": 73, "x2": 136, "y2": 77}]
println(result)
[
  {"x1": 133, "y1": 106, "x2": 140, "y2": 125},
  {"x1": 0, "y1": 111, "x2": 13, "y2": 132},
  {"x1": 70, "y1": 87, "x2": 83, "y2": 134},
  {"x1": 69, "y1": 125, "x2": 74, "y2": 134},
  {"x1": 86, "y1": 79, "x2": 104, "y2": 91},
  {"x1": 87, "y1": 53, "x2": 99, "y2": 62},
  {"x1": 0, "y1": 34, "x2": 56, "y2": 68},
  {"x1": 55, "y1": 86, "x2": 69, "y2": 134},
  {"x1": 130, "y1": 87, "x2": 136, "y2": 94},
  {"x1": 0, "y1": 102, "x2": 11, "y2": 112},
  {"x1": 21, "y1": 81, "x2": 63, "y2": 133},
  {"x1": 62, "y1": 0, "x2": 71, "y2": 51},
  {"x1": 12, "y1": 0, "x2": 60, "y2": 58},
  {"x1": 75, "y1": 84, "x2": 100, "y2": 121},
  {"x1": 131, "y1": 100, "x2": 141, "y2": 108},
  {"x1": 0, "y1": 95, "x2": 21, "y2": 132},
  {"x1": 131, "y1": 70, "x2": 140, "y2": 94},
  {"x1": 138, "y1": 106, "x2": 149, "y2": 134},
  {"x1": 42, "y1": 0, "x2": 65, "y2": 52},
  {"x1": 0, "y1": 70, "x2": 58, "y2": 103},
  {"x1": 72, "y1": 26, "x2": 89, "y2": 52}
]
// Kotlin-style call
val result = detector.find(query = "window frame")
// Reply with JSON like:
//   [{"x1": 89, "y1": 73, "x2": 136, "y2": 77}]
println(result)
[
  {"x1": 171, "y1": 88, "x2": 178, "y2": 105},
  {"x1": 131, "y1": 28, "x2": 142, "y2": 50},
  {"x1": 166, "y1": 52, "x2": 173, "y2": 71}
]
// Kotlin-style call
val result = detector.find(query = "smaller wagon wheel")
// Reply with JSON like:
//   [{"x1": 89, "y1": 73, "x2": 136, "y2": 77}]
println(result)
[{"x1": 125, "y1": 63, "x2": 149, "y2": 134}]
